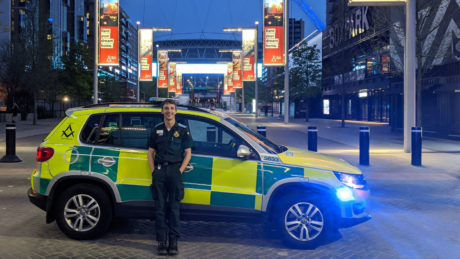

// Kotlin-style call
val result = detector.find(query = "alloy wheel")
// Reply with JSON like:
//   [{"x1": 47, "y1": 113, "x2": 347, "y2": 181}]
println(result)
[
  {"x1": 64, "y1": 194, "x2": 100, "y2": 232},
  {"x1": 284, "y1": 202, "x2": 324, "y2": 241}
]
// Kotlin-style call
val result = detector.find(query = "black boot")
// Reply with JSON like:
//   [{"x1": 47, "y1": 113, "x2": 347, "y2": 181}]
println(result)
[
  {"x1": 168, "y1": 236, "x2": 178, "y2": 255},
  {"x1": 157, "y1": 241, "x2": 168, "y2": 255}
]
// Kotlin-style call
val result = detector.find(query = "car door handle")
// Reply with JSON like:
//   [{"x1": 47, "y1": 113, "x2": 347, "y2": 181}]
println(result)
[
  {"x1": 183, "y1": 163, "x2": 193, "y2": 173},
  {"x1": 98, "y1": 157, "x2": 116, "y2": 167}
]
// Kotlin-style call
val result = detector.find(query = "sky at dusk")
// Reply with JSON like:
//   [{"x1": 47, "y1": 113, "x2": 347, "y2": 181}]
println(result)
[{"x1": 119, "y1": 0, "x2": 326, "y2": 42}]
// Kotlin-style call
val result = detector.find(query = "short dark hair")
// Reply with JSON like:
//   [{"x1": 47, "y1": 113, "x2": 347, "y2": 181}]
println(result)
[{"x1": 161, "y1": 99, "x2": 177, "y2": 110}]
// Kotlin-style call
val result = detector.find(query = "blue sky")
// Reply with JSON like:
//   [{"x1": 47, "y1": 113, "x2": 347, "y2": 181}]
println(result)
[{"x1": 120, "y1": 0, "x2": 326, "y2": 42}]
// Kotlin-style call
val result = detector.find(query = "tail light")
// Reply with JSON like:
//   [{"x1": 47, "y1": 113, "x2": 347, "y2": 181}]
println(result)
[{"x1": 36, "y1": 147, "x2": 54, "y2": 162}]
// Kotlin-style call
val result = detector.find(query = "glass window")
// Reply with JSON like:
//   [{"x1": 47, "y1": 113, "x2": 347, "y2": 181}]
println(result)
[
  {"x1": 120, "y1": 113, "x2": 162, "y2": 149},
  {"x1": 81, "y1": 115, "x2": 102, "y2": 143},
  {"x1": 180, "y1": 116, "x2": 243, "y2": 157},
  {"x1": 98, "y1": 114, "x2": 121, "y2": 146}
]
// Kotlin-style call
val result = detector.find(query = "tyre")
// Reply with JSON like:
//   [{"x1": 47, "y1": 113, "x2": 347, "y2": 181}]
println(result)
[
  {"x1": 277, "y1": 197, "x2": 334, "y2": 249},
  {"x1": 55, "y1": 183, "x2": 113, "y2": 240}
]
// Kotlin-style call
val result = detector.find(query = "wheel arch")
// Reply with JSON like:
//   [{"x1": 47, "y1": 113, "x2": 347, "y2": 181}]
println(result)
[{"x1": 45, "y1": 171, "x2": 120, "y2": 224}]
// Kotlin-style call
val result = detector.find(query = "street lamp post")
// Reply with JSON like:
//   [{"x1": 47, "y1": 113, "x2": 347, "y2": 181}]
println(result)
[
  {"x1": 93, "y1": 0, "x2": 99, "y2": 104},
  {"x1": 136, "y1": 21, "x2": 140, "y2": 102},
  {"x1": 284, "y1": 0, "x2": 289, "y2": 124},
  {"x1": 255, "y1": 21, "x2": 259, "y2": 118}
]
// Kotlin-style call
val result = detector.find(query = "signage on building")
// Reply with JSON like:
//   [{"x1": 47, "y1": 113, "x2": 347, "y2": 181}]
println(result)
[
  {"x1": 328, "y1": 6, "x2": 370, "y2": 51},
  {"x1": 176, "y1": 72, "x2": 182, "y2": 94},
  {"x1": 224, "y1": 71, "x2": 230, "y2": 95},
  {"x1": 242, "y1": 29, "x2": 256, "y2": 81},
  {"x1": 157, "y1": 50, "x2": 168, "y2": 88},
  {"x1": 232, "y1": 51, "x2": 242, "y2": 88},
  {"x1": 139, "y1": 29, "x2": 153, "y2": 81},
  {"x1": 98, "y1": 0, "x2": 119, "y2": 66},
  {"x1": 168, "y1": 63, "x2": 176, "y2": 92},
  {"x1": 263, "y1": 0, "x2": 286, "y2": 66},
  {"x1": 348, "y1": 0, "x2": 406, "y2": 6},
  {"x1": 227, "y1": 62, "x2": 234, "y2": 92}
]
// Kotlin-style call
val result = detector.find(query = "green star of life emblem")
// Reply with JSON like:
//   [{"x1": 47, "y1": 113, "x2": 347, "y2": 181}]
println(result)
[{"x1": 61, "y1": 124, "x2": 75, "y2": 138}]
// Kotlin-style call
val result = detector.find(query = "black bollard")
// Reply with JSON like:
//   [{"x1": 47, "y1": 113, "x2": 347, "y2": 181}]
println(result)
[
  {"x1": 308, "y1": 126, "x2": 317, "y2": 152},
  {"x1": 207, "y1": 126, "x2": 216, "y2": 142},
  {"x1": 359, "y1": 126, "x2": 369, "y2": 165},
  {"x1": 257, "y1": 125, "x2": 266, "y2": 137},
  {"x1": 411, "y1": 127, "x2": 422, "y2": 166},
  {"x1": 0, "y1": 124, "x2": 22, "y2": 163}
]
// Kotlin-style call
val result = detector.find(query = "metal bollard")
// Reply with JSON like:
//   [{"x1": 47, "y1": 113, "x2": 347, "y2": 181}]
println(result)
[
  {"x1": 359, "y1": 126, "x2": 370, "y2": 165},
  {"x1": 0, "y1": 124, "x2": 22, "y2": 163},
  {"x1": 308, "y1": 126, "x2": 317, "y2": 152},
  {"x1": 257, "y1": 125, "x2": 266, "y2": 137},
  {"x1": 207, "y1": 126, "x2": 216, "y2": 142},
  {"x1": 411, "y1": 127, "x2": 422, "y2": 166}
]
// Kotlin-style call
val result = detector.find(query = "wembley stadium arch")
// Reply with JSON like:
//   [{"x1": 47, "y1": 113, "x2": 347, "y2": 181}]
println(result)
[{"x1": 151, "y1": 39, "x2": 263, "y2": 107}]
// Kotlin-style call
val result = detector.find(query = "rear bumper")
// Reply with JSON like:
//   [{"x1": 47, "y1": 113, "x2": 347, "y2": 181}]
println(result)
[{"x1": 28, "y1": 188, "x2": 47, "y2": 212}]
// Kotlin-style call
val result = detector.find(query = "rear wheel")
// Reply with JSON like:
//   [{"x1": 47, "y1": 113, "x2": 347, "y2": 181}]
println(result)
[
  {"x1": 277, "y1": 197, "x2": 334, "y2": 249},
  {"x1": 55, "y1": 183, "x2": 113, "y2": 240}
]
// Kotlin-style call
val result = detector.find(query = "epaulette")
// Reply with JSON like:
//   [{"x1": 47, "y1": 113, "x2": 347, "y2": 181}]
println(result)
[
  {"x1": 155, "y1": 122, "x2": 164, "y2": 128},
  {"x1": 178, "y1": 123, "x2": 187, "y2": 128}
]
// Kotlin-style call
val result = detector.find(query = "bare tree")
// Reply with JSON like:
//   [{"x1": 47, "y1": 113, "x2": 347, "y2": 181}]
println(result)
[{"x1": 0, "y1": 39, "x2": 27, "y2": 110}]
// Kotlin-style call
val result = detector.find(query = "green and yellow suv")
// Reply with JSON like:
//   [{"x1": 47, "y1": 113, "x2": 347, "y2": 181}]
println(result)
[{"x1": 28, "y1": 103, "x2": 370, "y2": 248}]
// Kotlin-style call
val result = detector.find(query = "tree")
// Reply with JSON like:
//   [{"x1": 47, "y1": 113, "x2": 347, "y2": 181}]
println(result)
[
  {"x1": 60, "y1": 41, "x2": 93, "y2": 106},
  {"x1": 289, "y1": 43, "x2": 322, "y2": 122},
  {"x1": 99, "y1": 74, "x2": 124, "y2": 102},
  {"x1": 0, "y1": 39, "x2": 27, "y2": 110},
  {"x1": 140, "y1": 80, "x2": 157, "y2": 102},
  {"x1": 21, "y1": 0, "x2": 56, "y2": 125}
]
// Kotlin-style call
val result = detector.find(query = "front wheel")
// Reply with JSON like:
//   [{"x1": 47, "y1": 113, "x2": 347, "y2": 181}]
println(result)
[
  {"x1": 55, "y1": 183, "x2": 113, "y2": 240},
  {"x1": 277, "y1": 198, "x2": 334, "y2": 249}
]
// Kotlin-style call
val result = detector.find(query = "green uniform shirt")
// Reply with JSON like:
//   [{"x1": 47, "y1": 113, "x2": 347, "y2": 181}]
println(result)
[{"x1": 148, "y1": 121, "x2": 193, "y2": 163}]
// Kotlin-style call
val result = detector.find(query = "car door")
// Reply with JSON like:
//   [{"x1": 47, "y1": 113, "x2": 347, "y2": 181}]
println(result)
[{"x1": 178, "y1": 115, "x2": 263, "y2": 214}]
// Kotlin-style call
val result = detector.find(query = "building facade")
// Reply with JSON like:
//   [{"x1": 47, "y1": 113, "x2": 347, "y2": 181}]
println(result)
[{"x1": 320, "y1": 0, "x2": 460, "y2": 140}]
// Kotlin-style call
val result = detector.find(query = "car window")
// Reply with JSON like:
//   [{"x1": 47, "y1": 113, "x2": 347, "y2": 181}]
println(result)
[
  {"x1": 180, "y1": 116, "x2": 243, "y2": 157},
  {"x1": 97, "y1": 114, "x2": 121, "y2": 146},
  {"x1": 81, "y1": 115, "x2": 103, "y2": 143},
  {"x1": 121, "y1": 113, "x2": 162, "y2": 149}
]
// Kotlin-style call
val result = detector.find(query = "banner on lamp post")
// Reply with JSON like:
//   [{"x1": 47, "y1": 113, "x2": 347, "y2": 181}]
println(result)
[
  {"x1": 176, "y1": 72, "x2": 183, "y2": 94},
  {"x1": 139, "y1": 29, "x2": 153, "y2": 81},
  {"x1": 169, "y1": 63, "x2": 177, "y2": 92},
  {"x1": 227, "y1": 62, "x2": 234, "y2": 92},
  {"x1": 98, "y1": 0, "x2": 119, "y2": 66},
  {"x1": 242, "y1": 29, "x2": 256, "y2": 81},
  {"x1": 157, "y1": 50, "x2": 168, "y2": 88},
  {"x1": 232, "y1": 51, "x2": 242, "y2": 88},
  {"x1": 263, "y1": 0, "x2": 285, "y2": 66}
]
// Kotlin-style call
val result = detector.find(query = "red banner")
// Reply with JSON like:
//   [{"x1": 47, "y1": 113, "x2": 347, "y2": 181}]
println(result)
[
  {"x1": 139, "y1": 29, "x2": 153, "y2": 81},
  {"x1": 227, "y1": 63, "x2": 234, "y2": 92},
  {"x1": 263, "y1": 0, "x2": 285, "y2": 66},
  {"x1": 242, "y1": 29, "x2": 256, "y2": 81},
  {"x1": 98, "y1": 0, "x2": 119, "y2": 66},
  {"x1": 176, "y1": 72, "x2": 183, "y2": 94},
  {"x1": 169, "y1": 63, "x2": 176, "y2": 92},
  {"x1": 157, "y1": 51, "x2": 168, "y2": 88},
  {"x1": 232, "y1": 51, "x2": 242, "y2": 88}
]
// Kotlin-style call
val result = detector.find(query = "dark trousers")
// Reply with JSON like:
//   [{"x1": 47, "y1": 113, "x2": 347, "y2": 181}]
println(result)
[{"x1": 150, "y1": 163, "x2": 184, "y2": 241}]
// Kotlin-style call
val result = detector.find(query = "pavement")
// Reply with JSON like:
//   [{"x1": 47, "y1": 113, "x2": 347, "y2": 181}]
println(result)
[{"x1": 1, "y1": 114, "x2": 460, "y2": 258}]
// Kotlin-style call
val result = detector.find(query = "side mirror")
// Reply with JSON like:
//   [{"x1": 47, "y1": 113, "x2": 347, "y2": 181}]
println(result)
[{"x1": 237, "y1": 145, "x2": 252, "y2": 159}]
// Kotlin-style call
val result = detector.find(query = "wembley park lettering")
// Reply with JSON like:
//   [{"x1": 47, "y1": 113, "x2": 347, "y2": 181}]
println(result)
[{"x1": 329, "y1": 6, "x2": 369, "y2": 49}]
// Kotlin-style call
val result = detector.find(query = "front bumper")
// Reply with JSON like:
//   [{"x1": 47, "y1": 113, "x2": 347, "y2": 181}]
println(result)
[
  {"x1": 28, "y1": 188, "x2": 47, "y2": 212},
  {"x1": 339, "y1": 187, "x2": 370, "y2": 219}
]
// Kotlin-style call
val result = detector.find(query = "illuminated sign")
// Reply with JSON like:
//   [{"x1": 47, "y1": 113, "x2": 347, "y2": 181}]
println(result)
[
  {"x1": 242, "y1": 29, "x2": 256, "y2": 81},
  {"x1": 359, "y1": 92, "x2": 368, "y2": 98},
  {"x1": 176, "y1": 64, "x2": 227, "y2": 74},
  {"x1": 232, "y1": 51, "x2": 242, "y2": 88},
  {"x1": 157, "y1": 50, "x2": 168, "y2": 88},
  {"x1": 323, "y1": 100, "x2": 330, "y2": 115},
  {"x1": 263, "y1": 0, "x2": 285, "y2": 66},
  {"x1": 168, "y1": 63, "x2": 176, "y2": 92},
  {"x1": 257, "y1": 63, "x2": 263, "y2": 78},
  {"x1": 139, "y1": 29, "x2": 153, "y2": 81},
  {"x1": 98, "y1": 0, "x2": 119, "y2": 66}
]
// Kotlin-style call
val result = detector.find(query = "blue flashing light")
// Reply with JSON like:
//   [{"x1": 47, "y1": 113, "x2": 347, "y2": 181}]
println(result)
[
  {"x1": 48, "y1": 18, "x2": 53, "y2": 22},
  {"x1": 336, "y1": 187, "x2": 354, "y2": 202}
]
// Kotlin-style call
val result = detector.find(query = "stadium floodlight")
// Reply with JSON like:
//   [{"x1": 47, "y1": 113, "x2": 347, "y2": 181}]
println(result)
[
  {"x1": 218, "y1": 49, "x2": 242, "y2": 53},
  {"x1": 152, "y1": 27, "x2": 172, "y2": 31}
]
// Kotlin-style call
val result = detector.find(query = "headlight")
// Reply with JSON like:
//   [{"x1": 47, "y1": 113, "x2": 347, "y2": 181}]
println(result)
[{"x1": 334, "y1": 172, "x2": 368, "y2": 190}]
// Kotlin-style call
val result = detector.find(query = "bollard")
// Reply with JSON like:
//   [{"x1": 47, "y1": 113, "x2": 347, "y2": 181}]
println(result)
[
  {"x1": 207, "y1": 126, "x2": 216, "y2": 142},
  {"x1": 411, "y1": 127, "x2": 422, "y2": 166},
  {"x1": 308, "y1": 126, "x2": 318, "y2": 152},
  {"x1": 359, "y1": 126, "x2": 369, "y2": 165},
  {"x1": 257, "y1": 125, "x2": 266, "y2": 137},
  {"x1": 0, "y1": 124, "x2": 22, "y2": 163}
]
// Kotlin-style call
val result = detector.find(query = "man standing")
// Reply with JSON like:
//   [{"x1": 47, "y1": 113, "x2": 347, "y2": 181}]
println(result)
[
  {"x1": 11, "y1": 103, "x2": 19, "y2": 123},
  {"x1": 147, "y1": 99, "x2": 193, "y2": 256}
]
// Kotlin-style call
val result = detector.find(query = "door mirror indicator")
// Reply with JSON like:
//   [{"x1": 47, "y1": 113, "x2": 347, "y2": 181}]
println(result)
[{"x1": 237, "y1": 145, "x2": 252, "y2": 159}]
